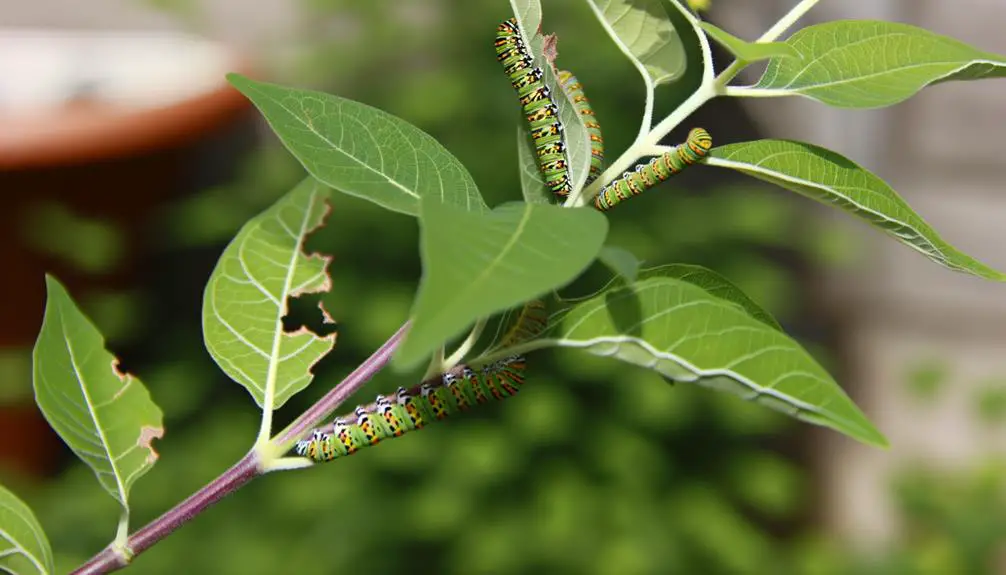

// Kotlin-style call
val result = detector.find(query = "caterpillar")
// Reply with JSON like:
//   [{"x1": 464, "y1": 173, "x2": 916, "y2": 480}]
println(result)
[
  {"x1": 496, "y1": 18, "x2": 572, "y2": 199},
  {"x1": 294, "y1": 355, "x2": 527, "y2": 463},
  {"x1": 557, "y1": 70, "x2": 604, "y2": 185},
  {"x1": 594, "y1": 127, "x2": 712, "y2": 211}
]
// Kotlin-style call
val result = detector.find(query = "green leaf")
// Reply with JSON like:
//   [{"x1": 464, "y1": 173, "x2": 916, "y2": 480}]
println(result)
[
  {"x1": 698, "y1": 21, "x2": 799, "y2": 63},
  {"x1": 505, "y1": 2, "x2": 593, "y2": 194},
  {"x1": 516, "y1": 126, "x2": 551, "y2": 205},
  {"x1": 707, "y1": 140, "x2": 1006, "y2": 281},
  {"x1": 550, "y1": 276, "x2": 887, "y2": 447},
  {"x1": 228, "y1": 74, "x2": 487, "y2": 217},
  {"x1": 32, "y1": 276, "x2": 163, "y2": 509},
  {"x1": 590, "y1": 0, "x2": 687, "y2": 84},
  {"x1": 638, "y1": 264, "x2": 783, "y2": 331},
  {"x1": 598, "y1": 246, "x2": 641, "y2": 283},
  {"x1": 508, "y1": 0, "x2": 540, "y2": 32},
  {"x1": 750, "y1": 20, "x2": 1006, "y2": 108},
  {"x1": 0, "y1": 484, "x2": 54, "y2": 575},
  {"x1": 395, "y1": 200, "x2": 608, "y2": 369},
  {"x1": 202, "y1": 178, "x2": 337, "y2": 410}
]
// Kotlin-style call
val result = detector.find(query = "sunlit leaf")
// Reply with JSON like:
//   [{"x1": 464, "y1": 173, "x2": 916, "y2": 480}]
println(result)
[
  {"x1": 750, "y1": 20, "x2": 1006, "y2": 108},
  {"x1": 699, "y1": 22, "x2": 799, "y2": 63},
  {"x1": 707, "y1": 140, "x2": 1006, "y2": 281},
  {"x1": 395, "y1": 200, "x2": 608, "y2": 369},
  {"x1": 549, "y1": 275, "x2": 887, "y2": 447},
  {"x1": 228, "y1": 74, "x2": 487, "y2": 217},
  {"x1": 0, "y1": 483, "x2": 54, "y2": 575},
  {"x1": 33, "y1": 276, "x2": 163, "y2": 509},
  {"x1": 638, "y1": 264, "x2": 782, "y2": 331},
  {"x1": 202, "y1": 178, "x2": 337, "y2": 410},
  {"x1": 590, "y1": 0, "x2": 687, "y2": 84}
]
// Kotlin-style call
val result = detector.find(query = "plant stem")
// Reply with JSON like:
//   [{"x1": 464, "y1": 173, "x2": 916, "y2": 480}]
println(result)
[
  {"x1": 272, "y1": 321, "x2": 411, "y2": 450},
  {"x1": 573, "y1": 0, "x2": 820, "y2": 208},
  {"x1": 69, "y1": 321, "x2": 411, "y2": 575},
  {"x1": 70, "y1": 454, "x2": 260, "y2": 575},
  {"x1": 582, "y1": 0, "x2": 656, "y2": 142},
  {"x1": 444, "y1": 319, "x2": 486, "y2": 369},
  {"x1": 716, "y1": 0, "x2": 820, "y2": 87}
]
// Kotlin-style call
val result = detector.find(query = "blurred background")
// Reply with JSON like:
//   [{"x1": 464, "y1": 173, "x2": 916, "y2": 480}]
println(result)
[{"x1": 2, "y1": 0, "x2": 1006, "y2": 573}]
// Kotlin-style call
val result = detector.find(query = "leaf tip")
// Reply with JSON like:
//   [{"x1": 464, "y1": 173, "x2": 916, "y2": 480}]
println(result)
[{"x1": 225, "y1": 72, "x2": 248, "y2": 86}]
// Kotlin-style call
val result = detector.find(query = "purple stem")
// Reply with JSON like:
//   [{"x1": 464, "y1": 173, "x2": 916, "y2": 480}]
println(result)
[
  {"x1": 274, "y1": 321, "x2": 410, "y2": 445},
  {"x1": 70, "y1": 321, "x2": 410, "y2": 575}
]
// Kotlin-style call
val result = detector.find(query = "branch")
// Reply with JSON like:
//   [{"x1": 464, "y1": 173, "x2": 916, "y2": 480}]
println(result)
[
  {"x1": 69, "y1": 321, "x2": 411, "y2": 574},
  {"x1": 273, "y1": 321, "x2": 410, "y2": 448},
  {"x1": 70, "y1": 454, "x2": 259, "y2": 575}
]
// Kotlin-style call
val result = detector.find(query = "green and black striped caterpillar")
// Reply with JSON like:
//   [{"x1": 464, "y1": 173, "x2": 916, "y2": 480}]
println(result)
[
  {"x1": 294, "y1": 355, "x2": 527, "y2": 463},
  {"x1": 594, "y1": 127, "x2": 712, "y2": 211},
  {"x1": 496, "y1": 18, "x2": 572, "y2": 199},
  {"x1": 557, "y1": 70, "x2": 604, "y2": 185}
]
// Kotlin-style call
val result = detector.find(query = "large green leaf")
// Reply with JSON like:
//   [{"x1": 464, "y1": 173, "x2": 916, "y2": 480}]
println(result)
[
  {"x1": 228, "y1": 74, "x2": 487, "y2": 217},
  {"x1": 550, "y1": 275, "x2": 887, "y2": 447},
  {"x1": 506, "y1": 0, "x2": 593, "y2": 194},
  {"x1": 707, "y1": 140, "x2": 1006, "y2": 281},
  {"x1": 749, "y1": 20, "x2": 1006, "y2": 108},
  {"x1": 33, "y1": 276, "x2": 163, "y2": 509},
  {"x1": 394, "y1": 200, "x2": 608, "y2": 369},
  {"x1": 590, "y1": 0, "x2": 686, "y2": 84},
  {"x1": 638, "y1": 264, "x2": 783, "y2": 331},
  {"x1": 0, "y1": 484, "x2": 54, "y2": 575},
  {"x1": 202, "y1": 178, "x2": 337, "y2": 410}
]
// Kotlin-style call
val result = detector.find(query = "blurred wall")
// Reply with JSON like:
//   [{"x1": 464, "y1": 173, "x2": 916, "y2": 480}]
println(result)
[
  {"x1": 723, "y1": 0, "x2": 1006, "y2": 551},
  {"x1": 1, "y1": 0, "x2": 296, "y2": 48}
]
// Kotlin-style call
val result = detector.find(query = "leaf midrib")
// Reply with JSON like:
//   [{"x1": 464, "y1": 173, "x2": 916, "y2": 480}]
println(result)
[
  {"x1": 263, "y1": 189, "x2": 319, "y2": 411},
  {"x1": 250, "y1": 84, "x2": 419, "y2": 202},
  {"x1": 424, "y1": 205, "x2": 535, "y2": 331},
  {"x1": 58, "y1": 303, "x2": 128, "y2": 507}
]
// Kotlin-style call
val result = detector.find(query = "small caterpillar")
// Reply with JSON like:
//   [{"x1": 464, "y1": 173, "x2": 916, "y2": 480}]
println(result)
[
  {"x1": 294, "y1": 355, "x2": 527, "y2": 463},
  {"x1": 557, "y1": 70, "x2": 604, "y2": 185},
  {"x1": 496, "y1": 18, "x2": 572, "y2": 199},
  {"x1": 594, "y1": 127, "x2": 712, "y2": 211}
]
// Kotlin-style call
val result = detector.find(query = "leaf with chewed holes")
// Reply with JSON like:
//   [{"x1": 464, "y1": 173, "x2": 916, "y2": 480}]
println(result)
[
  {"x1": 33, "y1": 276, "x2": 163, "y2": 513},
  {"x1": 202, "y1": 178, "x2": 337, "y2": 411}
]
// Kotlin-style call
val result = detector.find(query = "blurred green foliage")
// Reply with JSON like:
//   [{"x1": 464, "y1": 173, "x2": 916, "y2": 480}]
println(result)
[{"x1": 5, "y1": 1, "x2": 1005, "y2": 574}]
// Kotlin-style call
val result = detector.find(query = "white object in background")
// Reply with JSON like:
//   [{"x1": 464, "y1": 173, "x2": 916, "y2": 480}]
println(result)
[{"x1": 0, "y1": 28, "x2": 236, "y2": 116}]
